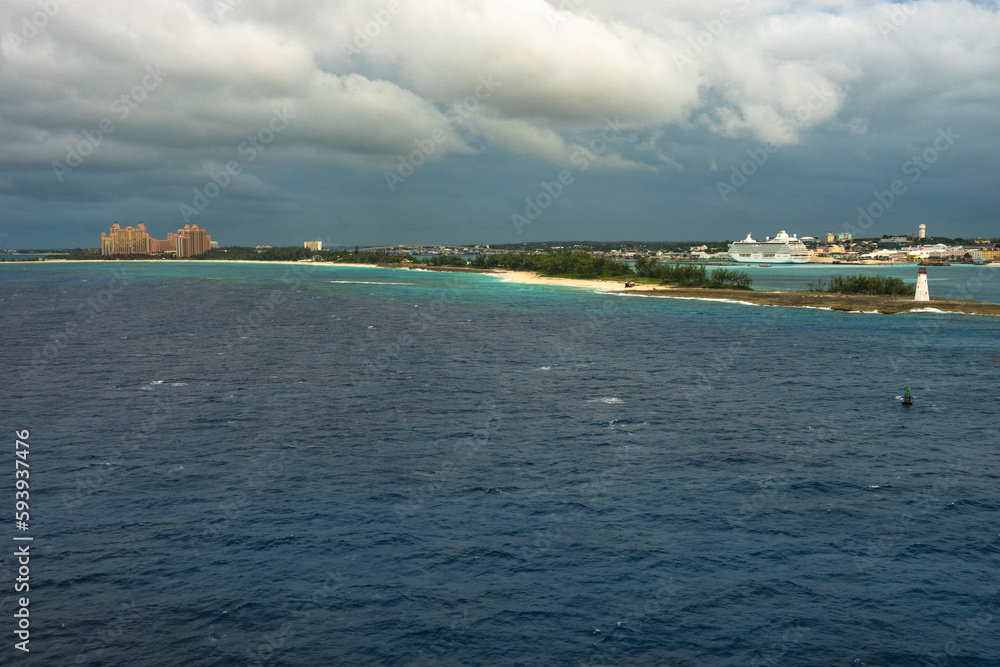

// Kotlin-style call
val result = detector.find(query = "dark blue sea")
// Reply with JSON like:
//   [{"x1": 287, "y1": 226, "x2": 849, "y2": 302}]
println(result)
[{"x1": 2, "y1": 261, "x2": 999, "y2": 666}]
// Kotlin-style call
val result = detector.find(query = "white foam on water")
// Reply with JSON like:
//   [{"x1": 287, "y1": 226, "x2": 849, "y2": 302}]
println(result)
[
  {"x1": 608, "y1": 293, "x2": 773, "y2": 307},
  {"x1": 895, "y1": 308, "x2": 998, "y2": 317},
  {"x1": 589, "y1": 397, "x2": 623, "y2": 404},
  {"x1": 328, "y1": 280, "x2": 414, "y2": 286}
]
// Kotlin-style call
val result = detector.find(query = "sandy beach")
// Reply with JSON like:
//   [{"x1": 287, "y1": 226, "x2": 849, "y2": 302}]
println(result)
[
  {"x1": 487, "y1": 268, "x2": 1000, "y2": 315},
  {"x1": 485, "y1": 269, "x2": 670, "y2": 291}
]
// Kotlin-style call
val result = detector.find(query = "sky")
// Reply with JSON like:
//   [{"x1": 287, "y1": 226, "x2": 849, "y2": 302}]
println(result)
[{"x1": 0, "y1": 0, "x2": 998, "y2": 248}]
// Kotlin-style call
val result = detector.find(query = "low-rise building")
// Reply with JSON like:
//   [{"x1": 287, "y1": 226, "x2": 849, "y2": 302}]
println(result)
[{"x1": 981, "y1": 247, "x2": 1000, "y2": 262}]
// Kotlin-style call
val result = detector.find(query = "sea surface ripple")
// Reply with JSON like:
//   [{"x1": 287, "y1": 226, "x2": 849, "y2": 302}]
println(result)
[{"x1": 1, "y1": 262, "x2": 998, "y2": 666}]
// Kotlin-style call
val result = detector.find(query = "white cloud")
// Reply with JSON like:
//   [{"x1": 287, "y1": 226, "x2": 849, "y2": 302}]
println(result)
[{"x1": 1, "y1": 0, "x2": 998, "y2": 179}]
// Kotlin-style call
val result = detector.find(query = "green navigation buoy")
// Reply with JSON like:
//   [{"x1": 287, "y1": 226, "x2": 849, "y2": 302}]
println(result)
[{"x1": 902, "y1": 386, "x2": 913, "y2": 406}]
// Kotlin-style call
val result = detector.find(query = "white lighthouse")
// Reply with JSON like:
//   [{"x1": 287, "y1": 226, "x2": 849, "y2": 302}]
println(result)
[
  {"x1": 915, "y1": 266, "x2": 929, "y2": 302},
  {"x1": 918, "y1": 224, "x2": 926, "y2": 239}
]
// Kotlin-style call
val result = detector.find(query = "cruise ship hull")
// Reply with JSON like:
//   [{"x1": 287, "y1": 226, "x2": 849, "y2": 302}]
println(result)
[{"x1": 728, "y1": 252, "x2": 810, "y2": 264}]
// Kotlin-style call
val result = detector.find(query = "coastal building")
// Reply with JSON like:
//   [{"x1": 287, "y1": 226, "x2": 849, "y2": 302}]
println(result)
[
  {"x1": 149, "y1": 237, "x2": 175, "y2": 254},
  {"x1": 981, "y1": 247, "x2": 1000, "y2": 261},
  {"x1": 101, "y1": 222, "x2": 151, "y2": 255},
  {"x1": 304, "y1": 241, "x2": 323, "y2": 251},
  {"x1": 173, "y1": 224, "x2": 211, "y2": 257},
  {"x1": 809, "y1": 244, "x2": 846, "y2": 261},
  {"x1": 100, "y1": 222, "x2": 211, "y2": 257},
  {"x1": 918, "y1": 224, "x2": 926, "y2": 239}
]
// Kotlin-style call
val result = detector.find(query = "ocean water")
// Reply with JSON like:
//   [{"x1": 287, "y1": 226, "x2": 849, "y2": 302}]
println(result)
[{"x1": 1, "y1": 261, "x2": 999, "y2": 666}]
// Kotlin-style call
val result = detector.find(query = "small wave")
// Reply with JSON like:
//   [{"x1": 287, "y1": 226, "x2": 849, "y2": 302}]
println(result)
[
  {"x1": 609, "y1": 293, "x2": 770, "y2": 307},
  {"x1": 900, "y1": 308, "x2": 994, "y2": 316},
  {"x1": 539, "y1": 366, "x2": 552, "y2": 371},
  {"x1": 171, "y1": 382, "x2": 187, "y2": 387},
  {"x1": 589, "y1": 397, "x2": 623, "y2": 404},
  {"x1": 328, "y1": 280, "x2": 414, "y2": 286},
  {"x1": 606, "y1": 293, "x2": 886, "y2": 313}
]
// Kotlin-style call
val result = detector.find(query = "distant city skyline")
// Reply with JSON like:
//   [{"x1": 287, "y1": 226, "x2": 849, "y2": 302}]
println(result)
[
  {"x1": 1, "y1": 1, "x2": 998, "y2": 249},
  {"x1": 6, "y1": 223, "x2": 999, "y2": 253}
]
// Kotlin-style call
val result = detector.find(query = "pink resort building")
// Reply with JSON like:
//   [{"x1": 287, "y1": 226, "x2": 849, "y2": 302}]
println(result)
[{"x1": 101, "y1": 222, "x2": 212, "y2": 258}]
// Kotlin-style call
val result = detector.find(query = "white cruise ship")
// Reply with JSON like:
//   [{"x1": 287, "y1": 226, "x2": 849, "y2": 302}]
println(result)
[{"x1": 728, "y1": 230, "x2": 810, "y2": 264}]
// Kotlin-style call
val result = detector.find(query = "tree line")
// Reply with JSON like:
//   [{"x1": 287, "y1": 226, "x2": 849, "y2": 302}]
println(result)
[
  {"x1": 467, "y1": 252, "x2": 753, "y2": 288},
  {"x1": 807, "y1": 275, "x2": 915, "y2": 296}
]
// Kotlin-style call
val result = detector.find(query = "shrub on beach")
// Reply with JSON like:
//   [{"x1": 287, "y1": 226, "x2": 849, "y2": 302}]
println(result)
[{"x1": 807, "y1": 274, "x2": 915, "y2": 296}]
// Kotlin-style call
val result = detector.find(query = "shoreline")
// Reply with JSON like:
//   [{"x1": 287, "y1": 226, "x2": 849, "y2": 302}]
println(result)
[
  {"x1": 8, "y1": 259, "x2": 1000, "y2": 315},
  {"x1": 486, "y1": 269, "x2": 1000, "y2": 315}
]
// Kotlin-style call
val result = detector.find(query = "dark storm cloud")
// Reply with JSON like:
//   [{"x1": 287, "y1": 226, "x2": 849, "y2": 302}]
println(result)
[{"x1": 0, "y1": 0, "x2": 997, "y2": 247}]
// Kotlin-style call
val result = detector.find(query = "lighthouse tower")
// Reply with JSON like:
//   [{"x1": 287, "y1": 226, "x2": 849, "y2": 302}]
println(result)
[{"x1": 915, "y1": 266, "x2": 930, "y2": 302}]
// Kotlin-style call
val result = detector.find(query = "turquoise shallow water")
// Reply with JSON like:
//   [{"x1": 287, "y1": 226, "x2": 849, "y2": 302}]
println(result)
[{"x1": 1, "y1": 261, "x2": 999, "y2": 666}]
